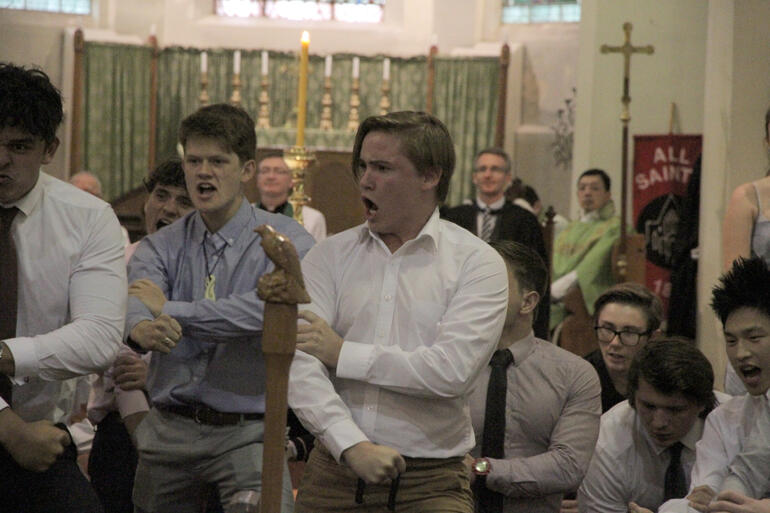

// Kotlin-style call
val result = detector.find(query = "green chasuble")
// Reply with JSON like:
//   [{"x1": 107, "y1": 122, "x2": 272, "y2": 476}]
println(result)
[{"x1": 550, "y1": 201, "x2": 620, "y2": 330}]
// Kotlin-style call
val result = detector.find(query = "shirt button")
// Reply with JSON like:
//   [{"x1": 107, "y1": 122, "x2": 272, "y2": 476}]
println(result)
[{"x1": 384, "y1": 295, "x2": 392, "y2": 301}]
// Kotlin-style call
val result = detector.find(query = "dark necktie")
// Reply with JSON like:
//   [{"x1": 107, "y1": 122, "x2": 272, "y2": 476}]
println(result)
[
  {"x1": 663, "y1": 441, "x2": 687, "y2": 501},
  {"x1": 474, "y1": 201, "x2": 503, "y2": 242},
  {"x1": 477, "y1": 348, "x2": 514, "y2": 513},
  {"x1": 0, "y1": 207, "x2": 20, "y2": 404}
]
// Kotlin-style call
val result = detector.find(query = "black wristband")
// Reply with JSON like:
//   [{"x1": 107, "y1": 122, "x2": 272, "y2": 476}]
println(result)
[{"x1": 126, "y1": 336, "x2": 147, "y2": 354}]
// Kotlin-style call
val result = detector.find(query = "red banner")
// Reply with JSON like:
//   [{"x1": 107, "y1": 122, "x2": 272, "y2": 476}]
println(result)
[{"x1": 633, "y1": 134, "x2": 701, "y2": 316}]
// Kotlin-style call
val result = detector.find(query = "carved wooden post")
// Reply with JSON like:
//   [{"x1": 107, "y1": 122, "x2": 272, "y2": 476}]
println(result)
[
  {"x1": 70, "y1": 28, "x2": 85, "y2": 175},
  {"x1": 255, "y1": 225, "x2": 311, "y2": 513}
]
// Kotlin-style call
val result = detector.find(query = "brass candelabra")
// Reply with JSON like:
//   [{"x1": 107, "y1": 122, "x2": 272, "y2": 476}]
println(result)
[
  {"x1": 347, "y1": 78, "x2": 360, "y2": 132},
  {"x1": 320, "y1": 76, "x2": 333, "y2": 130}
]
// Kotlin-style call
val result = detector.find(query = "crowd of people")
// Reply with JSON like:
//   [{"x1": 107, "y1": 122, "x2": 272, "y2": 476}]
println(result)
[{"x1": 2, "y1": 60, "x2": 770, "y2": 513}]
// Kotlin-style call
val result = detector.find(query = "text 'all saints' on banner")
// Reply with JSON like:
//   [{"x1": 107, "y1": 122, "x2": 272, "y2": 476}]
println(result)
[{"x1": 633, "y1": 134, "x2": 702, "y2": 316}]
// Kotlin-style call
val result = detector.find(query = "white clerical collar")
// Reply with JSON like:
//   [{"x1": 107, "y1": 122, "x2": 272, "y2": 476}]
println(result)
[
  {"x1": 580, "y1": 209, "x2": 600, "y2": 223},
  {"x1": 476, "y1": 196, "x2": 505, "y2": 211}
]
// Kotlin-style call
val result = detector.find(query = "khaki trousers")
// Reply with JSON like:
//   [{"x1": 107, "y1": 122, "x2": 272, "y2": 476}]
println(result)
[{"x1": 295, "y1": 444, "x2": 472, "y2": 513}]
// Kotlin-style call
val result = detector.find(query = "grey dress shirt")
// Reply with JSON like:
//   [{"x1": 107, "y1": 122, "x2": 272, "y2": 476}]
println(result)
[
  {"x1": 126, "y1": 199, "x2": 314, "y2": 413},
  {"x1": 469, "y1": 332, "x2": 602, "y2": 513}
]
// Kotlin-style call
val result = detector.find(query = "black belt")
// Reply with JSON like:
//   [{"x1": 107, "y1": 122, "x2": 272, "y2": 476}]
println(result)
[{"x1": 158, "y1": 404, "x2": 264, "y2": 426}]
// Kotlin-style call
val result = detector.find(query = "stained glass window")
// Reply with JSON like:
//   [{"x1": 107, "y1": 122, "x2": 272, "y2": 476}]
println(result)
[
  {"x1": 0, "y1": 0, "x2": 91, "y2": 14},
  {"x1": 216, "y1": 0, "x2": 385, "y2": 23},
  {"x1": 502, "y1": 0, "x2": 580, "y2": 24}
]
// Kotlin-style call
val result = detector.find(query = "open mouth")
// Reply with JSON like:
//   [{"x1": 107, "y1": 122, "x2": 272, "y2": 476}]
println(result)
[
  {"x1": 198, "y1": 183, "x2": 216, "y2": 195},
  {"x1": 740, "y1": 364, "x2": 762, "y2": 386},
  {"x1": 155, "y1": 219, "x2": 171, "y2": 231},
  {"x1": 362, "y1": 197, "x2": 378, "y2": 218}
]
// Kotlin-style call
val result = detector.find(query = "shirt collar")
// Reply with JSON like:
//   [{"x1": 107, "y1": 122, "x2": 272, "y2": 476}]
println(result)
[
  {"x1": 2, "y1": 171, "x2": 43, "y2": 217},
  {"x1": 504, "y1": 330, "x2": 536, "y2": 366},
  {"x1": 192, "y1": 196, "x2": 253, "y2": 247},
  {"x1": 513, "y1": 198, "x2": 534, "y2": 214},
  {"x1": 476, "y1": 196, "x2": 505, "y2": 211},
  {"x1": 642, "y1": 414, "x2": 703, "y2": 455},
  {"x1": 360, "y1": 207, "x2": 440, "y2": 253}
]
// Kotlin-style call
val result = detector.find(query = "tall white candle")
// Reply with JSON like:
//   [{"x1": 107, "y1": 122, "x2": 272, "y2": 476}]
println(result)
[
  {"x1": 201, "y1": 51, "x2": 207, "y2": 73},
  {"x1": 324, "y1": 55, "x2": 332, "y2": 77},
  {"x1": 233, "y1": 50, "x2": 241, "y2": 74},
  {"x1": 352, "y1": 57, "x2": 360, "y2": 79},
  {"x1": 383, "y1": 58, "x2": 390, "y2": 81},
  {"x1": 261, "y1": 50, "x2": 268, "y2": 75}
]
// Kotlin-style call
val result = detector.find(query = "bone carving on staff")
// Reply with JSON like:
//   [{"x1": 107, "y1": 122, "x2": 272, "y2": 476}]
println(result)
[{"x1": 254, "y1": 224, "x2": 311, "y2": 304}]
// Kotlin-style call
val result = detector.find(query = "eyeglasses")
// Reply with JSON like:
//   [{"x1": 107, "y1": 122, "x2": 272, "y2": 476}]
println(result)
[
  {"x1": 594, "y1": 326, "x2": 651, "y2": 346},
  {"x1": 257, "y1": 167, "x2": 291, "y2": 176},
  {"x1": 473, "y1": 165, "x2": 506, "y2": 174}
]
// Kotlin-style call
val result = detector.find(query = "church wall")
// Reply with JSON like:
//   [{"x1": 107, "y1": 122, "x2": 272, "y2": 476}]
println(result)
[
  {"x1": 503, "y1": 24, "x2": 580, "y2": 220},
  {"x1": 698, "y1": 0, "x2": 770, "y2": 389},
  {"x1": 572, "y1": 0, "x2": 708, "y2": 220},
  {"x1": 473, "y1": 0, "x2": 581, "y2": 216}
]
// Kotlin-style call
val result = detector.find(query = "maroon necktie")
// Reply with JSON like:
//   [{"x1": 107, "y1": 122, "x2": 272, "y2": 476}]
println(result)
[{"x1": 0, "y1": 207, "x2": 20, "y2": 404}]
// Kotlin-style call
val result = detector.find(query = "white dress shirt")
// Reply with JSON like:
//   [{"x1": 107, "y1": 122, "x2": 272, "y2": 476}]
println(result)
[
  {"x1": 469, "y1": 332, "x2": 602, "y2": 512},
  {"x1": 288, "y1": 209, "x2": 508, "y2": 461},
  {"x1": 579, "y1": 400, "x2": 706, "y2": 513},
  {"x1": 659, "y1": 391, "x2": 770, "y2": 512},
  {"x1": 87, "y1": 241, "x2": 150, "y2": 425},
  {"x1": 301, "y1": 205, "x2": 327, "y2": 242},
  {"x1": 0, "y1": 172, "x2": 126, "y2": 421}
]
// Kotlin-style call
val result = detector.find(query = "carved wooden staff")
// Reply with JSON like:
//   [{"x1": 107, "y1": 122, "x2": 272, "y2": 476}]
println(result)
[
  {"x1": 601, "y1": 22, "x2": 653, "y2": 284},
  {"x1": 255, "y1": 224, "x2": 311, "y2": 513}
]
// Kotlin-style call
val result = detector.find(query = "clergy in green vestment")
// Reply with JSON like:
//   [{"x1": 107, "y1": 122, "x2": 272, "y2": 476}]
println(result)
[{"x1": 550, "y1": 169, "x2": 620, "y2": 331}]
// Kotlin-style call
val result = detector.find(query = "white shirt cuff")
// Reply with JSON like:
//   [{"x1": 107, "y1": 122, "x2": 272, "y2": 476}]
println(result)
[
  {"x1": 320, "y1": 418, "x2": 370, "y2": 463},
  {"x1": 116, "y1": 389, "x2": 150, "y2": 419},
  {"x1": 336, "y1": 341, "x2": 374, "y2": 381},
  {"x1": 551, "y1": 270, "x2": 578, "y2": 301},
  {"x1": 5, "y1": 336, "x2": 39, "y2": 380}
]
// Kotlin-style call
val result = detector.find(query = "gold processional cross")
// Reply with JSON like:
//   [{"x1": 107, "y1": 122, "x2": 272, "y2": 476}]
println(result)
[{"x1": 600, "y1": 22, "x2": 654, "y2": 281}]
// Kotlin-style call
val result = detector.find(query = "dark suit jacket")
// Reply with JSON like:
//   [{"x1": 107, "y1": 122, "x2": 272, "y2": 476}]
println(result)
[{"x1": 441, "y1": 201, "x2": 551, "y2": 339}]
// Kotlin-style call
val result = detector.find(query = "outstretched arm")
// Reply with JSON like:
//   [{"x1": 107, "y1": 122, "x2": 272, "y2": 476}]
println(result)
[{"x1": 722, "y1": 183, "x2": 757, "y2": 271}]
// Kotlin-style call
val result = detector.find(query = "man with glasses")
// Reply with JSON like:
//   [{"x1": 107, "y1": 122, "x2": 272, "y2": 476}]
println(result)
[
  {"x1": 442, "y1": 147, "x2": 549, "y2": 338},
  {"x1": 586, "y1": 282, "x2": 663, "y2": 413},
  {"x1": 578, "y1": 338, "x2": 722, "y2": 513},
  {"x1": 561, "y1": 283, "x2": 663, "y2": 513},
  {"x1": 255, "y1": 152, "x2": 326, "y2": 241}
]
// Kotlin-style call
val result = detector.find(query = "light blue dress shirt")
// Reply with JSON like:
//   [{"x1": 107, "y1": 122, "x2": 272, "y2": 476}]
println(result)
[{"x1": 126, "y1": 198, "x2": 314, "y2": 414}]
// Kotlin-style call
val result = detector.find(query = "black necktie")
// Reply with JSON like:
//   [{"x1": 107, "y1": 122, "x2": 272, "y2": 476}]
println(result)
[
  {"x1": 477, "y1": 349, "x2": 514, "y2": 513},
  {"x1": 0, "y1": 207, "x2": 20, "y2": 404},
  {"x1": 663, "y1": 442, "x2": 687, "y2": 501}
]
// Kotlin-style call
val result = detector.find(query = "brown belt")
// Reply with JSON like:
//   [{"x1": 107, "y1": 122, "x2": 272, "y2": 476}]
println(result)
[{"x1": 158, "y1": 404, "x2": 264, "y2": 426}]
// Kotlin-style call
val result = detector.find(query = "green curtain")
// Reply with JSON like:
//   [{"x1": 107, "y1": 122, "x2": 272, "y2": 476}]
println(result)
[
  {"x1": 432, "y1": 57, "x2": 500, "y2": 207},
  {"x1": 81, "y1": 42, "x2": 499, "y2": 205},
  {"x1": 82, "y1": 42, "x2": 152, "y2": 201}
]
